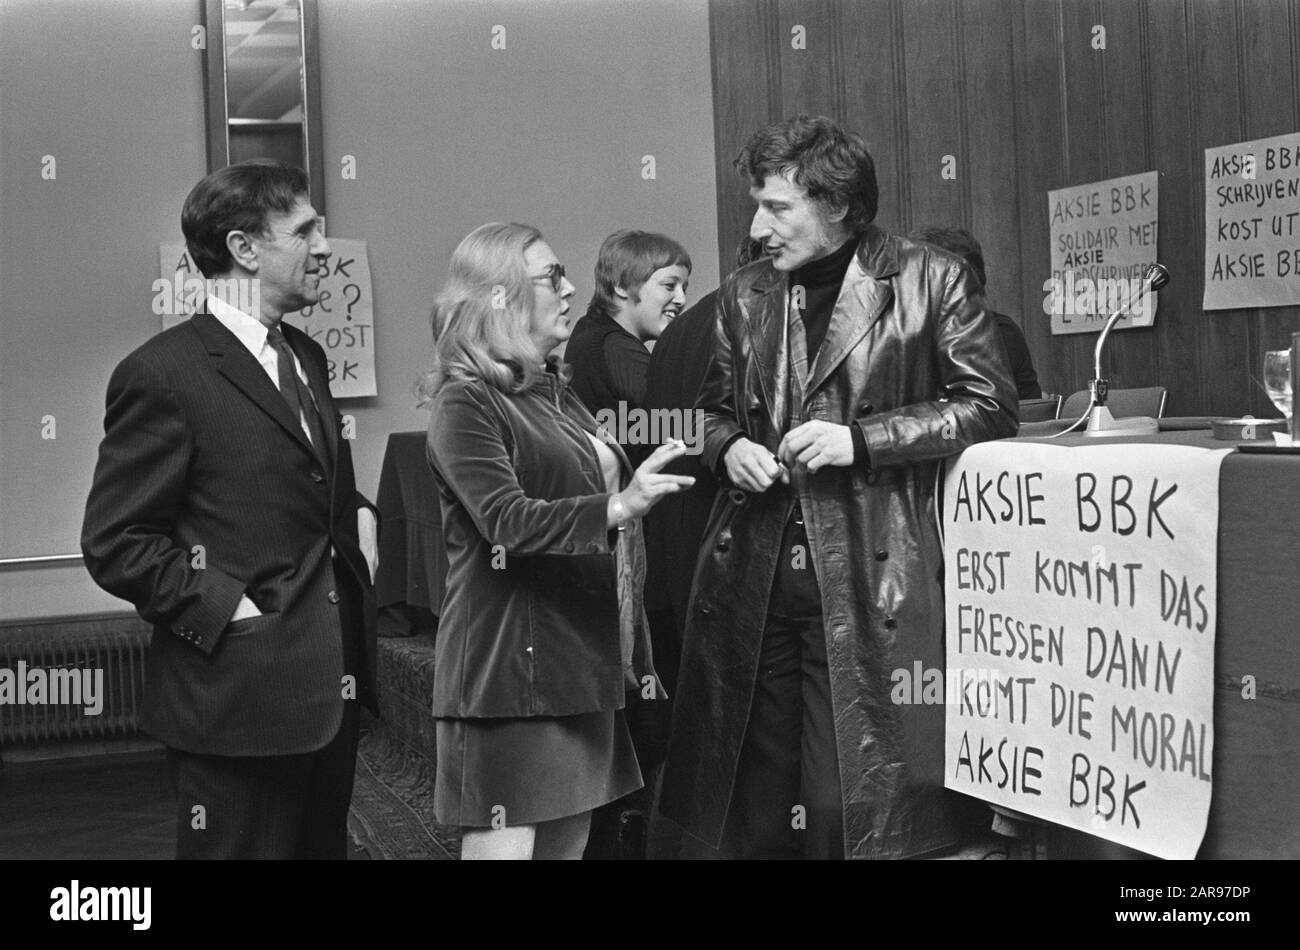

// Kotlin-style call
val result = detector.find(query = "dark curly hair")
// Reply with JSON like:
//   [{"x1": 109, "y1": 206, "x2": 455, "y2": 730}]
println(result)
[
  {"x1": 735, "y1": 115, "x2": 878, "y2": 232},
  {"x1": 182, "y1": 160, "x2": 310, "y2": 277}
]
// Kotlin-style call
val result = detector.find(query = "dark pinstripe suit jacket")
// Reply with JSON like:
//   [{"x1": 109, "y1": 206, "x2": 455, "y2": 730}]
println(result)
[{"x1": 82, "y1": 309, "x2": 377, "y2": 756}]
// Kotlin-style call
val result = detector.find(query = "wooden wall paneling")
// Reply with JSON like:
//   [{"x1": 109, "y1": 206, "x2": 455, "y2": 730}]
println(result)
[
  {"x1": 1098, "y1": 0, "x2": 1161, "y2": 397},
  {"x1": 837, "y1": 0, "x2": 908, "y2": 234},
  {"x1": 959, "y1": 0, "x2": 1026, "y2": 334},
  {"x1": 706, "y1": 0, "x2": 1300, "y2": 415},
  {"x1": 1013, "y1": 2, "x2": 1073, "y2": 396},
  {"x1": 776, "y1": 0, "x2": 841, "y2": 118},
  {"x1": 709, "y1": 0, "x2": 780, "y2": 277},
  {"x1": 899, "y1": 0, "x2": 968, "y2": 234},
  {"x1": 1145, "y1": 0, "x2": 1203, "y2": 416},
  {"x1": 1011, "y1": 2, "x2": 1065, "y2": 395},
  {"x1": 1056, "y1": 0, "x2": 1110, "y2": 402},
  {"x1": 1193, "y1": 0, "x2": 1254, "y2": 417},
  {"x1": 1241, "y1": 0, "x2": 1300, "y2": 420}
]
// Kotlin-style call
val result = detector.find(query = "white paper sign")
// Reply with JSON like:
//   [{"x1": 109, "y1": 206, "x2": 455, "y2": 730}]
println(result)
[
  {"x1": 156, "y1": 243, "x2": 202, "y2": 331},
  {"x1": 941, "y1": 441, "x2": 1229, "y2": 860},
  {"x1": 1046, "y1": 171, "x2": 1160, "y2": 336},
  {"x1": 1203, "y1": 130, "x2": 1300, "y2": 310},
  {"x1": 281, "y1": 239, "x2": 376, "y2": 398},
  {"x1": 156, "y1": 238, "x2": 376, "y2": 398}
]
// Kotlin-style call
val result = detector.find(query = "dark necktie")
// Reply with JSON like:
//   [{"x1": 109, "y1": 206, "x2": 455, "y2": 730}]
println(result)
[
  {"x1": 266, "y1": 324, "x2": 330, "y2": 466},
  {"x1": 786, "y1": 288, "x2": 810, "y2": 432}
]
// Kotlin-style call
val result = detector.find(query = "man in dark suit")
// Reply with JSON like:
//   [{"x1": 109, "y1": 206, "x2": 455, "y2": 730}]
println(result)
[
  {"x1": 82, "y1": 160, "x2": 378, "y2": 859},
  {"x1": 641, "y1": 287, "x2": 719, "y2": 697},
  {"x1": 642, "y1": 240, "x2": 765, "y2": 680}
]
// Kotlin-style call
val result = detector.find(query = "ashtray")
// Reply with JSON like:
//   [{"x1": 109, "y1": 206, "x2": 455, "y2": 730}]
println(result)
[{"x1": 1210, "y1": 418, "x2": 1287, "y2": 441}]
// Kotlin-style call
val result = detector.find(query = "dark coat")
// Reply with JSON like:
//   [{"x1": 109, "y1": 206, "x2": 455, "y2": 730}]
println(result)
[
  {"x1": 992, "y1": 310, "x2": 1042, "y2": 399},
  {"x1": 425, "y1": 365, "x2": 659, "y2": 718},
  {"x1": 81, "y1": 311, "x2": 377, "y2": 757},
  {"x1": 566, "y1": 302, "x2": 651, "y2": 423},
  {"x1": 641, "y1": 289, "x2": 720, "y2": 683},
  {"x1": 658, "y1": 226, "x2": 1018, "y2": 858}
]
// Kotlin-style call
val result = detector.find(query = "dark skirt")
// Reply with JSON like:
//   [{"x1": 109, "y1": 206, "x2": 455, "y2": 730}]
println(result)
[{"x1": 434, "y1": 707, "x2": 643, "y2": 827}]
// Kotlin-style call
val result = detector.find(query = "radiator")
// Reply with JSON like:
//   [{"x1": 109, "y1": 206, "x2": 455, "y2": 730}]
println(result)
[{"x1": 0, "y1": 615, "x2": 150, "y2": 746}]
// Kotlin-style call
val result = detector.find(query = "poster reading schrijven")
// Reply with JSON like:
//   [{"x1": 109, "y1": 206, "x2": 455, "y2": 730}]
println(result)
[{"x1": 1204, "y1": 130, "x2": 1300, "y2": 310}]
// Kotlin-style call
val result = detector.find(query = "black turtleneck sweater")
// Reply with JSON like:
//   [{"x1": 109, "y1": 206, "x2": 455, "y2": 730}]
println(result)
[
  {"x1": 790, "y1": 236, "x2": 869, "y2": 465},
  {"x1": 791, "y1": 235, "x2": 859, "y2": 360}
]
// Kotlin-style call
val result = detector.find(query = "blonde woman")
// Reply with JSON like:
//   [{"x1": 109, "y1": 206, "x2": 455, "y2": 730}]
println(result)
[{"x1": 421, "y1": 222, "x2": 693, "y2": 859}]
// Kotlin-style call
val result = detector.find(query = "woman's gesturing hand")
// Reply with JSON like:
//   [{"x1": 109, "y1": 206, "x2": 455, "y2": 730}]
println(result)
[{"x1": 609, "y1": 439, "x2": 696, "y2": 526}]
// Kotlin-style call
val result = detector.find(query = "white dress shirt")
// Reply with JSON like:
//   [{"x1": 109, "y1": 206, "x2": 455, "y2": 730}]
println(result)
[
  {"x1": 205, "y1": 297, "x2": 377, "y2": 617},
  {"x1": 207, "y1": 295, "x2": 317, "y2": 445}
]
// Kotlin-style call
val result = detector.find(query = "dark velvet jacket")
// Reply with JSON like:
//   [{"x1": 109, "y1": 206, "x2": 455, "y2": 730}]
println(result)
[
  {"x1": 658, "y1": 226, "x2": 1018, "y2": 858},
  {"x1": 425, "y1": 364, "x2": 659, "y2": 718}
]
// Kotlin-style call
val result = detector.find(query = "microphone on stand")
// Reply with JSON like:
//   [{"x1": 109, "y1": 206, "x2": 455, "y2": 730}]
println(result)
[{"x1": 1056, "y1": 263, "x2": 1170, "y2": 438}]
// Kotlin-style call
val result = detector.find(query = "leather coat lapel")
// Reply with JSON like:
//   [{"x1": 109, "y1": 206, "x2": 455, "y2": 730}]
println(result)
[
  {"x1": 190, "y1": 310, "x2": 319, "y2": 460},
  {"x1": 742, "y1": 266, "x2": 789, "y2": 438},
  {"x1": 804, "y1": 227, "x2": 898, "y2": 399}
]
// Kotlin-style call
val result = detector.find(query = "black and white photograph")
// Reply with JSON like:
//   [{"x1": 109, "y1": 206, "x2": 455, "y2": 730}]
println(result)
[{"x1": 0, "y1": 0, "x2": 1294, "y2": 929}]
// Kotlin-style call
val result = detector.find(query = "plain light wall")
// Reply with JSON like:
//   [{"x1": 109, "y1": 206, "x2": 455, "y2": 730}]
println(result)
[
  {"x1": 317, "y1": 0, "x2": 720, "y2": 497},
  {"x1": 0, "y1": 0, "x2": 209, "y2": 618},
  {"x1": 0, "y1": 0, "x2": 719, "y2": 621}
]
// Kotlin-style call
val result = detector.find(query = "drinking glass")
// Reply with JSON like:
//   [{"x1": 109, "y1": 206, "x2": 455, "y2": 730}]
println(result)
[{"x1": 1263, "y1": 349, "x2": 1292, "y2": 419}]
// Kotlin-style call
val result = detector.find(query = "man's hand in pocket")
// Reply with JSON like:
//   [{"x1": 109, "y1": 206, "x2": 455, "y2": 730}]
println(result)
[{"x1": 230, "y1": 594, "x2": 263, "y2": 623}]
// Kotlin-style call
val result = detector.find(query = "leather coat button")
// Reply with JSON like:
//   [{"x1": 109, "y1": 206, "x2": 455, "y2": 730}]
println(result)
[
  {"x1": 859, "y1": 403, "x2": 874, "y2": 415},
  {"x1": 716, "y1": 539, "x2": 730, "y2": 552},
  {"x1": 729, "y1": 489, "x2": 746, "y2": 505},
  {"x1": 564, "y1": 541, "x2": 575, "y2": 553},
  {"x1": 883, "y1": 616, "x2": 897, "y2": 630},
  {"x1": 698, "y1": 606, "x2": 713, "y2": 617},
  {"x1": 311, "y1": 471, "x2": 325, "y2": 483},
  {"x1": 875, "y1": 550, "x2": 888, "y2": 561},
  {"x1": 327, "y1": 590, "x2": 340, "y2": 604}
]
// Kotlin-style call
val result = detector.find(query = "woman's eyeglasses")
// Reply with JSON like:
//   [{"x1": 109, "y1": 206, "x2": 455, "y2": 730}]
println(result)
[{"x1": 529, "y1": 262, "x2": 566, "y2": 292}]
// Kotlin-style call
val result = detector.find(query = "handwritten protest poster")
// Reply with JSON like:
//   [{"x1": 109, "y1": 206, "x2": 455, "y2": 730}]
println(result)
[
  {"x1": 156, "y1": 243, "x2": 202, "y2": 331},
  {"x1": 281, "y1": 240, "x2": 375, "y2": 397},
  {"x1": 1047, "y1": 171, "x2": 1159, "y2": 335},
  {"x1": 941, "y1": 441, "x2": 1229, "y2": 859},
  {"x1": 1203, "y1": 131, "x2": 1300, "y2": 310},
  {"x1": 156, "y1": 239, "x2": 376, "y2": 397}
]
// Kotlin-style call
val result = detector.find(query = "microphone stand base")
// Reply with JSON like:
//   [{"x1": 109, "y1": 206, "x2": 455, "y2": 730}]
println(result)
[{"x1": 1083, "y1": 406, "x2": 1159, "y2": 437}]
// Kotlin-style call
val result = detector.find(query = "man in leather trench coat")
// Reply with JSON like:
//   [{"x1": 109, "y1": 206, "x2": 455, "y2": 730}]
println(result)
[{"x1": 659, "y1": 116, "x2": 1018, "y2": 859}]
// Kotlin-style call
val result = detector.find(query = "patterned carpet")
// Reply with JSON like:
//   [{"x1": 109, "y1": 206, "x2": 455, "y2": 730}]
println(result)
[{"x1": 347, "y1": 722, "x2": 459, "y2": 860}]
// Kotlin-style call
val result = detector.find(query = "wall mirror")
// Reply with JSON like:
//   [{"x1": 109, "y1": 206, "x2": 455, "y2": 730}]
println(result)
[{"x1": 203, "y1": 0, "x2": 325, "y2": 217}]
